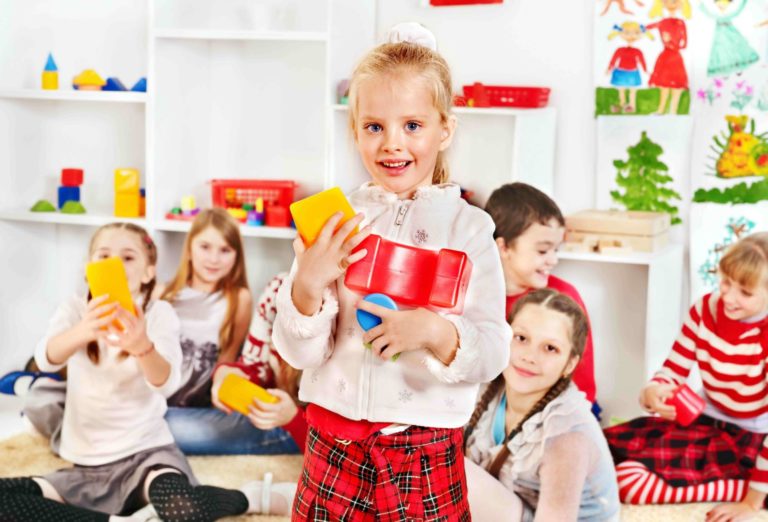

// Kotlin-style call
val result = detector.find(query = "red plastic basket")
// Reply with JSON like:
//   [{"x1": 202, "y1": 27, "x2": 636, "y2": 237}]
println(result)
[
  {"x1": 210, "y1": 179, "x2": 297, "y2": 209},
  {"x1": 462, "y1": 83, "x2": 550, "y2": 108}
]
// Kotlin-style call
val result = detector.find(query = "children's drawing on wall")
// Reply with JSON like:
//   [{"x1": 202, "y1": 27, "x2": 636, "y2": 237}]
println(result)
[
  {"x1": 700, "y1": 0, "x2": 759, "y2": 78},
  {"x1": 689, "y1": 202, "x2": 768, "y2": 299},
  {"x1": 599, "y1": 0, "x2": 646, "y2": 16},
  {"x1": 605, "y1": 22, "x2": 653, "y2": 113},
  {"x1": 610, "y1": 130, "x2": 683, "y2": 223},
  {"x1": 693, "y1": 114, "x2": 768, "y2": 203},
  {"x1": 645, "y1": 0, "x2": 692, "y2": 115}
]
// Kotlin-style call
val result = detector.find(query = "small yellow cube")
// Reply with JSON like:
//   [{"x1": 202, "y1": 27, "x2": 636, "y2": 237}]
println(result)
[
  {"x1": 290, "y1": 187, "x2": 357, "y2": 246},
  {"x1": 115, "y1": 192, "x2": 141, "y2": 217},
  {"x1": 114, "y1": 168, "x2": 140, "y2": 193}
]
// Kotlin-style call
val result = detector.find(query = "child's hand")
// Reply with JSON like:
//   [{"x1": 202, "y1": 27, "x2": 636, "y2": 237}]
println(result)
[
  {"x1": 107, "y1": 304, "x2": 153, "y2": 357},
  {"x1": 639, "y1": 382, "x2": 677, "y2": 420},
  {"x1": 247, "y1": 389, "x2": 299, "y2": 430},
  {"x1": 77, "y1": 294, "x2": 118, "y2": 343},
  {"x1": 706, "y1": 500, "x2": 759, "y2": 522},
  {"x1": 292, "y1": 212, "x2": 370, "y2": 313},
  {"x1": 210, "y1": 365, "x2": 248, "y2": 415},
  {"x1": 358, "y1": 301, "x2": 458, "y2": 362}
]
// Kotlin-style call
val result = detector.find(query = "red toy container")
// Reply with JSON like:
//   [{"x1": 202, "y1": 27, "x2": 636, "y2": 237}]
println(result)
[
  {"x1": 462, "y1": 83, "x2": 550, "y2": 108},
  {"x1": 667, "y1": 384, "x2": 705, "y2": 427},
  {"x1": 210, "y1": 179, "x2": 296, "y2": 210}
]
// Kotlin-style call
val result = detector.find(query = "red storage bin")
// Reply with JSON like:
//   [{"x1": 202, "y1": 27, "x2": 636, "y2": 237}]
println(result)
[
  {"x1": 210, "y1": 179, "x2": 297, "y2": 209},
  {"x1": 462, "y1": 83, "x2": 550, "y2": 108}
]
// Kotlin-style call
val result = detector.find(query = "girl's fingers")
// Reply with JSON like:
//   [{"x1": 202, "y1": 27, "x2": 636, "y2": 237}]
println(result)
[
  {"x1": 370, "y1": 335, "x2": 390, "y2": 357},
  {"x1": 356, "y1": 299, "x2": 394, "y2": 318},
  {"x1": 379, "y1": 345, "x2": 402, "y2": 361},
  {"x1": 88, "y1": 294, "x2": 111, "y2": 309},
  {"x1": 92, "y1": 301, "x2": 118, "y2": 317},
  {"x1": 344, "y1": 248, "x2": 368, "y2": 268},
  {"x1": 292, "y1": 236, "x2": 306, "y2": 256},
  {"x1": 362, "y1": 324, "x2": 385, "y2": 345},
  {"x1": 316, "y1": 212, "x2": 345, "y2": 245},
  {"x1": 331, "y1": 213, "x2": 365, "y2": 250},
  {"x1": 253, "y1": 398, "x2": 279, "y2": 412}
]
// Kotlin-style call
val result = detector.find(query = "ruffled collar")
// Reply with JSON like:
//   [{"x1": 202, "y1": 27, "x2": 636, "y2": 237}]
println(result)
[
  {"x1": 348, "y1": 182, "x2": 461, "y2": 206},
  {"x1": 504, "y1": 384, "x2": 592, "y2": 477}
]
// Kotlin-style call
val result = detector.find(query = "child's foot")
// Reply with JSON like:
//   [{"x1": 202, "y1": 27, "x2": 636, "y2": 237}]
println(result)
[{"x1": 240, "y1": 472, "x2": 297, "y2": 516}]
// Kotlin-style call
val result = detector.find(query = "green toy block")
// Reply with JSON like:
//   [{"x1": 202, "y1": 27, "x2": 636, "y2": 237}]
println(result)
[
  {"x1": 61, "y1": 200, "x2": 86, "y2": 214},
  {"x1": 30, "y1": 199, "x2": 56, "y2": 212}
]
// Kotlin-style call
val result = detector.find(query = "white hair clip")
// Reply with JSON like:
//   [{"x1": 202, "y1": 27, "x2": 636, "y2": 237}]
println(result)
[{"x1": 384, "y1": 22, "x2": 438, "y2": 51}]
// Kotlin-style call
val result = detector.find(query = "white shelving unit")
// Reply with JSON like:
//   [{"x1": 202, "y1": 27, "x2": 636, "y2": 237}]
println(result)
[{"x1": 555, "y1": 243, "x2": 685, "y2": 420}]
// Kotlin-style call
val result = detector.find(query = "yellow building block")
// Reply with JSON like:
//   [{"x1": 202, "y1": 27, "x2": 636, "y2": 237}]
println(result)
[
  {"x1": 85, "y1": 257, "x2": 135, "y2": 330},
  {"x1": 114, "y1": 168, "x2": 140, "y2": 193},
  {"x1": 290, "y1": 187, "x2": 357, "y2": 246},
  {"x1": 218, "y1": 374, "x2": 278, "y2": 416},
  {"x1": 42, "y1": 71, "x2": 58, "y2": 90},
  {"x1": 115, "y1": 192, "x2": 141, "y2": 217},
  {"x1": 181, "y1": 195, "x2": 196, "y2": 212}
]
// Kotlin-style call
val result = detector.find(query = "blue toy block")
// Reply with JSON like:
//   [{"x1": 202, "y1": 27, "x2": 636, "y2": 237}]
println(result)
[
  {"x1": 356, "y1": 293, "x2": 398, "y2": 332},
  {"x1": 104, "y1": 77, "x2": 127, "y2": 91},
  {"x1": 130, "y1": 77, "x2": 147, "y2": 92},
  {"x1": 44, "y1": 53, "x2": 57, "y2": 72},
  {"x1": 58, "y1": 186, "x2": 80, "y2": 209}
]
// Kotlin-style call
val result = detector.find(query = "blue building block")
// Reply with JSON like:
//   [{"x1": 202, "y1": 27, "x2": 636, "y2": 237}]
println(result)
[
  {"x1": 104, "y1": 77, "x2": 127, "y2": 91},
  {"x1": 44, "y1": 53, "x2": 58, "y2": 72},
  {"x1": 58, "y1": 186, "x2": 80, "y2": 209},
  {"x1": 130, "y1": 77, "x2": 147, "y2": 92},
  {"x1": 356, "y1": 293, "x2": 398, "y2": 332}
]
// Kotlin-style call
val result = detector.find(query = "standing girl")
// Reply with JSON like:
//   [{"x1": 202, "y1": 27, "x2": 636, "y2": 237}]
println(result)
[
  {"x1": 0, "y1": 223, "x2": 281, "y2": 520},
  {"x1": 605, "y1": 232, "x2": 768, "y2": 522},
  {"x1": 464, "y1": 289, "x2": 619, "y2": 521},
  {"x1": 646, "y1": 0, "x2": 692, "y2": 115},
  {"x1": 273, "y1": 23, "x2": 510, "y2": 521},
  {"x1": 700, "y1": 0, "x2": 759, "y2": 78},
  {"x1": 606, "y1": 21, "x2": 653, "y2": 114}
]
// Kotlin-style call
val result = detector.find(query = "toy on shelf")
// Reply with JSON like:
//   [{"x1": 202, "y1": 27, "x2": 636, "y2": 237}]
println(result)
[
  {"x1": 114, "y1": 168, "x2": 144, "y2": 218},
  {"x1": 563, "y1": 209, "x2": 671, "y2": 254},
  {"x1": 30, "y1": 200, "x2": 56, "y2": 212},
  {"x1": 345, "y1": 234, "x2": 473, "y2": 314},
  {"x1": 165, "y1": 194, "x2": 200, "y2": 221},
  {"x1": 356, "y1": 293, "x2": 401, "y2": 361},
  {"x1": 73, "y1": 69, "x2": 106, "y2": 91},
  {"x1": 85, "y1": 256, "x2": 135, "y2": 330},
  {"x1": 131, "y1": 77, "x2": 147, "y2": 93},
  {"x1": 337, "y1": 79, "x2": 350, "y2": 105},
  {"x1": 245, "y1": 198, "x2": 265, "y2": 226},
  {"x1": 104, "y1": 77, "x2": 127, "y2": 91},
  {"x1": 210, "y1": 179, "x2": 296, "y2": 228},
  {"x1": 461, "y1": 83, "x2": 550, "y2": 108},
  {"x1": 667, "y1": 384, "x2": 705, "y2": 427},
  {"x1": 218, "y1": 374, "x2": 278, "y2": 416},
  {"x1": 290, "y1": 187, "x2": 357, "y2": 246},
  {"x1": 42, "y1": 53, "x2": 58, "y2": 90},
  {"x1": 58, "y1": 168, "x2": 84, "y2": 210},
  {"x1": 61, "y1": 200, "x2": 86, "y2": 214}
]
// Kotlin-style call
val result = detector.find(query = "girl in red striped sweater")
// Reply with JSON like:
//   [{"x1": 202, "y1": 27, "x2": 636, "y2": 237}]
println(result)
[{"x1": 605, "y1": 232, "x2": 768, "y2": 521}]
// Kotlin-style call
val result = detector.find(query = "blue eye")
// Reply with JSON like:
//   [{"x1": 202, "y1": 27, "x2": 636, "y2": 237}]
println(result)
[
  {"x1": 365, "y1": 123, "x2": 382, "y2": 133},
  {"x1": 406, "y1": 121, "x2": 421, "y2": 132}
]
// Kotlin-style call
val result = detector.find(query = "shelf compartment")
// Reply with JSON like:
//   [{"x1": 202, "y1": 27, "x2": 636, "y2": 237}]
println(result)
[
  {"x1": 0, "y1": 89, "x2": 147, "y2": 104},
  {"x1": 155, "y1": 219, "x2": 295, "y2": 239},
  {"x1": 0, "y1": 209, "x2": 147, "y2": 228}
]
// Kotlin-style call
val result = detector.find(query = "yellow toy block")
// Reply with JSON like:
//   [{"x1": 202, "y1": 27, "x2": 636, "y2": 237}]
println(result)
[
  {"x1": 73, "y1": 69, "x2": 106, "y2": 91},
  {"x1": 290, "y1": 187, "x2": 358, "y2": 246},
  {"x1": 115, "y1": 192, "x2": 141, "y2": 217},
  {"x1": 114, "y1": 168, "x2": 140, "y2": 193},
  {"x1": 42, "y1": 71, "x2": 58, "y2": 90},
  {"x1": 181, "y1": 195, "x2": 196, "y2": 212},
  {"x1": 227, "y1": 208, "x2": 247, "y2": 222},
  {"x1": 85, "y1": 257, "x2": 135, "y2": 329},
  {"x1": 218, "y1": 374, "x2": 278, "y2": 416}
]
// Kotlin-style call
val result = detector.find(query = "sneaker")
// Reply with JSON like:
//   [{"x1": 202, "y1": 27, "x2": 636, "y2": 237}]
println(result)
[{"x1": 0, "y1": 371, "x2": 62, "y2": 396}]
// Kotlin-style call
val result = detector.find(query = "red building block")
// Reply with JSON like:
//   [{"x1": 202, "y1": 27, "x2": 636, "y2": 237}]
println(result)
[
  {"x1": 61, "y1": 168, "x2": 83, "y2": 187},
  {"x1": 344, "y1": 234, "x2": 472, "y2": 314}
]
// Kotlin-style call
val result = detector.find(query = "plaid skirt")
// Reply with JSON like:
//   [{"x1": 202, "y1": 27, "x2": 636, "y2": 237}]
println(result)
[
  {"x1": 293, "y1": 425, "x2": 470, "y2": 521},
  {"x1": 604, "y1": 414, "x2": 766, "y2": 487}
]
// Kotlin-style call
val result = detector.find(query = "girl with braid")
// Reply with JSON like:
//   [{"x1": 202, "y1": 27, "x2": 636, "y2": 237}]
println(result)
[
  {"x1": 464, "y1": 289, "x2": 619, "y2": 521},
  {"x1": 0, "y1": 223, "x2": 289, "y2": 521}
]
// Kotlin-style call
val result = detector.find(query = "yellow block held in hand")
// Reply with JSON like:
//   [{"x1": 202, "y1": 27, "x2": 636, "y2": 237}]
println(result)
[
  {"x1": 85, "y1": 257, "x2": 135, "y2": 329},
  {"x1": 290, "y1": 187, "x2": 358, "y2": 247},
  {"x1": 218, "y1": 373, "x2": 278, "y2": 416}
]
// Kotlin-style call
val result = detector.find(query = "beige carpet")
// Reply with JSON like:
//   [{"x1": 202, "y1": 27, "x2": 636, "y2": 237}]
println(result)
[{"x1": 3, "y1": 432, "x2": 768, "y2": 521}]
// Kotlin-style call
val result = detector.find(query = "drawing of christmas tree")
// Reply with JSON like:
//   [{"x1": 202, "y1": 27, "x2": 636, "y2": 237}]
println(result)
[
  {"x1": 610, "y1": 131, "x2": 683, "y2": 224},
  {"x1": 698, "y1": 216, "x2": 755, "y2": 289}
]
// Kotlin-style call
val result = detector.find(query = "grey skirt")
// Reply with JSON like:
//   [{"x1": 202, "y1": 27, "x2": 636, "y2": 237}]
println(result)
[{"x1": 43, "y1": 443, "x2": 197, "y2": 516}]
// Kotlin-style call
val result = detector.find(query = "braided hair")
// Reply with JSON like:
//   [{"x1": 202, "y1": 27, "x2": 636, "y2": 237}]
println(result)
[
  {"x1": 86, "y1": 223, "x2": 158, "y2": 364},
  {"x1": 464, "y1": 288, "x2": 589, "y2": 479}
]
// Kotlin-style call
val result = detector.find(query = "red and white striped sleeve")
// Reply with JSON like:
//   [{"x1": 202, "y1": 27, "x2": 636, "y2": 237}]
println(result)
[{"x1": 651, "y1": 298, "x2": 705, "y2": 387}]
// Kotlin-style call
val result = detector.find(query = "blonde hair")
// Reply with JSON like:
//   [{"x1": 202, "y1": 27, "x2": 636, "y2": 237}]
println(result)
[
  {"x1": 608, "y1": 21, "x2": 655, "y2": 40},
  {"x1": 347, "y1": 41, "x2": 454, "y2": 185},
  {"x1": 162, "y1": 208, "x2": 249, "y2": 353},
  {"x1": 650, "y1": 0, "x2": 692, "y2": 19},
  {"x1": 86, "y1": 222, "x2": 158, "y2": 364},
  {"x1": 719, "y1": 232, "x2": 768, "y2": 292}
]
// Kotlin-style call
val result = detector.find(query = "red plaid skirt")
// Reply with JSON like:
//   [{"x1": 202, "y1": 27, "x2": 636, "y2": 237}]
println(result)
[
  {"x1": 292, "y1": 425, "x2": 470, "y2": 521},
  {"x1": 604, "y1": 414, "x2": 766, "y2": 487}
]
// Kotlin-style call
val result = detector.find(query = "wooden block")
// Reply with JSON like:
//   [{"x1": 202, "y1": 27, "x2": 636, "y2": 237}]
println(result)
[
  {"x1": 565, "y1": 230, "x2": 668, "y2": 252},
  {"x1": 85, "y1": 257, "x2": 135, "y2": 330},
  {"x1": 218, "y1": 374, "x2": 278, "y2": 416},
  {"x1": 115, "y1": 192, "x2": 141, "y2": 217},
  {"x1": 290, "y1": 187, "x2": 357, "y2": 246},
  {"x1": 114, "y1": 168, "x2": 140, "y2": 193},
  {"x1": 566, "y1": 210, "x2": 670, "y2": 236}
]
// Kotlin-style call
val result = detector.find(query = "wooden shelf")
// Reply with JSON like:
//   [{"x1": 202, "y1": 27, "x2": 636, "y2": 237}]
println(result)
[
  {"x1": 0, "y1": 89, "x2": 147, "y2": 104},
  {"x1": 154, "y1": 28, "x2": 328, "y2": 42}
]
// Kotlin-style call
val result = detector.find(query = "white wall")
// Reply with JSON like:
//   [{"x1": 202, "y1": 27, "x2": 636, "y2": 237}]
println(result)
[{"x1": 374, "y1": 0, "x2": 597, "y2": 213}]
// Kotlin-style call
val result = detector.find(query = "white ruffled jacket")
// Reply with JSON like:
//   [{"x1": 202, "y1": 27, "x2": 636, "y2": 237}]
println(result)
[{"x1": 272, "y1": 182, "x2": 510, "y2": 428}]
